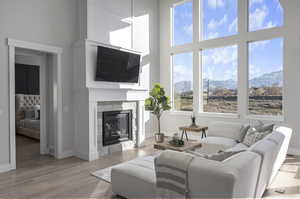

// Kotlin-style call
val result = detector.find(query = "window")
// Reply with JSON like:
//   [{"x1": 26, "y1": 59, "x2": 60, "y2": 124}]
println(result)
[
  {"x1": 167, "y1": 0, "x2": 284, "y2": 118},
  {"x1": 202, "y1": 45, "x2": 238, "y2": 113},
  {"x1": 172, "y1": 52, "x2": 193, "y2": 111},
  {"x1": 248, "y1": 38, "x2": 283, "y2": 116},
  {"x1": 202, "y1": 0, "x2": 237, "y2": 40},
  {"x1": 173, "y1": 1, "x2": 193, "y2": 46},
  {"x1": 249, "y1": 0, "x2": 283, "y2": 32}
]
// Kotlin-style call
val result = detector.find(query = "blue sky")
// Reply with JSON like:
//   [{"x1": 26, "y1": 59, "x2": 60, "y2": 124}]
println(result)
[{"x1": 173, "y1": 0, "x2": 283, "y2": 84}]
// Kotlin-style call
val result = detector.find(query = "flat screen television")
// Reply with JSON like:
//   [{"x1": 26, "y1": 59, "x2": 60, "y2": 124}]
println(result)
[{"x1": 96, "y1": 46, "x2": 141, "y2": 83}]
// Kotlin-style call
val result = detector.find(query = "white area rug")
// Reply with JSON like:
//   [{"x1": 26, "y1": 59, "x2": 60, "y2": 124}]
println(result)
[
  {"x1": 91, "y1": 167, "x2": 114, "y2": 183},
  {"x1": 91, "y1": 153, "x2": 159, "y2": 183}
]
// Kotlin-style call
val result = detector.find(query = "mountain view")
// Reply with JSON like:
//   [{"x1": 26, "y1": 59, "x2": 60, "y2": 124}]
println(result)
[{"x1": 175, "y1": 70, "x2": 283, "y2": 93}]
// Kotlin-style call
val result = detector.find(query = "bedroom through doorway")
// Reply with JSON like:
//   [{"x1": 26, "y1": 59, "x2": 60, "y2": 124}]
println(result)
[{"x1": 14, "y1": 48, "x2": 55, "y2": 168}]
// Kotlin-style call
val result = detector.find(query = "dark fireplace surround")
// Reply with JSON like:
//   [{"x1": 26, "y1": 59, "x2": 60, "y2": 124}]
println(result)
[{"x1": 102, "y1": 110, "x2": 133, "y2": 146}]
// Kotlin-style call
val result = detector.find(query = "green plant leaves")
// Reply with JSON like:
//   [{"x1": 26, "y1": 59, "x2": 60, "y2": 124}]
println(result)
[{"x1": 145, "y1": 83, "x2": 171, "y2": 115}]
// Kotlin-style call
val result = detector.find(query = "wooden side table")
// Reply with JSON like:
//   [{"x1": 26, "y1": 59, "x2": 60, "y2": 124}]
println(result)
[
  {"x1": 179, "y1": 125, "x2": 208, "y2": 141},
  {"x1": 154, "y1": 137, "x2": 202, "y2": 152}
]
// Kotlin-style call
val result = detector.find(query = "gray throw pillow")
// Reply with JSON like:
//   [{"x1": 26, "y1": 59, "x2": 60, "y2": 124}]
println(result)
[
  {"x1": 205, "y1": 150, "x2": 244, "y2": 161},
  {"x1": 242, "y1": 124, "x2": 274, "y2": 146},
  {"x1": 237, "y1": 124, "x2": 250, "y2": 143},
  {"x1": 256, "y1": 124, "x2": 274, "y2": 132}
]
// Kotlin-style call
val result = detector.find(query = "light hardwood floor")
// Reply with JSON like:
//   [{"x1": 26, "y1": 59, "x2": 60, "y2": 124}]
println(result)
[{"x1": 0, "y1": 135, "x2": 299, "y2": 198}]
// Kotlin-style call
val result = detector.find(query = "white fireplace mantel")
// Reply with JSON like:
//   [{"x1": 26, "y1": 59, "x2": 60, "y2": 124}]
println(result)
[
  {"x1": 88, "y1": 88, "x2": 147, "y2": 160},
  {"x1": 89, "y1": 88, "x2": 148, "y2": 102}
]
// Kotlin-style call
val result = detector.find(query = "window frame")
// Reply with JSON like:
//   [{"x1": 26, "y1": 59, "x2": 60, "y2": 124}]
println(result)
[
  {"x1": 248, "y1": 0, "x2": 284, "y2": 33},
  {"x1": 247, "y1": 37, "x2": 285, "y2": 118},
  {"x1": 171, "y1": 51, "x2": 194, "y2": 112},
  {"x1": 200, "y1": 44, "x2": 239, "y2": 115},
  {"x1": 200, "y1": 0, "x2": 239, "y2": 41},
  {"x1": 171, "y1": 0, "x2": 194, "y2": 47},
  {"x1": 167, "y1": 0, "x2": 284, "y2": 120}
]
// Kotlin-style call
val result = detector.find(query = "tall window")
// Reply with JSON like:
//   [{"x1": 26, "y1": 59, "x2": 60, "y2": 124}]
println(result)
[
  {"x1": 202, "y1": 0, "x2": 237, "y2": 40},
  {"x1": 248, "y1": 38, "x2": 283, "y2": 116},
  {"x1": 172, "y1": 52, "x2": 193, "y2": 111},
  {"x1": 173, "y1": 1, "x2": 193, "y2": 46},
  {"x1": 249, "y1": 0, "x2": 283, "y2": 32},
  {"x1": 202, "y1": 45, "x2": 238, "y2": 113},
  {"x1": 168, "y1": 0, "x2": 284, "y2": 117}
]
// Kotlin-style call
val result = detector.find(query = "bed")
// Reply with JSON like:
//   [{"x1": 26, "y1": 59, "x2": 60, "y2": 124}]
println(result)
[{"x1": 15, "y1": 94, "x2": 40, "y2": 140}]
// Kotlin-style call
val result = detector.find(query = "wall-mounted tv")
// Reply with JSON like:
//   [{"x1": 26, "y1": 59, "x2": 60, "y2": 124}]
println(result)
[{"x1": 95, "y1": 46, "x2": 141, "y2": 83}]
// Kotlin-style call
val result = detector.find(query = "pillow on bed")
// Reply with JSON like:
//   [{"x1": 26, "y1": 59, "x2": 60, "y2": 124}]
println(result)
[{"x1": 33, "y1": 105, "x2": 40, "y2": 120}]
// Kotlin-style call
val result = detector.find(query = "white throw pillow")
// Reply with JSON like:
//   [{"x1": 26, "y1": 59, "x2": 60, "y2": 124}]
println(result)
[
  {"x1": 33, "y1": 105, "x2": 40, "y2": 120},
  {"x1": 187, "y1": 150, "x2": 244, "y2": 162}
]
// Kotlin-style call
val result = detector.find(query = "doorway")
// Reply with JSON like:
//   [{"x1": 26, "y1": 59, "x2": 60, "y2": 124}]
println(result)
[
  {"x1": 8, "y1": 39, "x2": 63, "y2": 170},
  {"x1": 15, "y1": 49, "x2": 47, "y2": 167}
]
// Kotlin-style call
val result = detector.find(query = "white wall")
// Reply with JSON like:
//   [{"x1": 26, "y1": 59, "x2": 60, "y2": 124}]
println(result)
[
  {"x1": 85, "y1": 0, "x2": 160, "y2": 138},
  {"x1": 0, "y1": 0, "x2": 78, "y2": 168},
  {"x1": 159, "y1": 0, "x2": 300, "y2": 154}
]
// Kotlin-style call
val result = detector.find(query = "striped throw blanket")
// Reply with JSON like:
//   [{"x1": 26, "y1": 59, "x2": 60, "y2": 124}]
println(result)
[{"x1": 154, "y1": 150, "x2": 194, "y2": 198}]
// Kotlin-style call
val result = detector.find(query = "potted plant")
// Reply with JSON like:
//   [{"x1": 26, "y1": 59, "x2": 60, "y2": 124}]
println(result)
[{"x1": 145, "y1": 83, "x2": 171, "y2": 143}]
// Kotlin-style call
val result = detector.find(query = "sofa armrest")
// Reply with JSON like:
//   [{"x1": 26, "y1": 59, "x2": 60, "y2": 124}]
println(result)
[{"x1": 188, "y1": 151, "x2": 261, "y2": 198}]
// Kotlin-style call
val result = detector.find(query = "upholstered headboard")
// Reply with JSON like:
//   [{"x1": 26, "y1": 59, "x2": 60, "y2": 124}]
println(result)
[{"x1": 15, "y1": 94, "x2": 40, "y2": 113}]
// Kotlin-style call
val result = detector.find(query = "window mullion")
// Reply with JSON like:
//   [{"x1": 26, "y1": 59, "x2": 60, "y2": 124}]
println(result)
[
  {"x1": 238, "y1": 0, "x2": 248, "y2": 35},
  {"x1": 238, "y1": 42, "x2": 249, "y2": 117},
  {"x1": 238, "y1": 0, "x2": 249, "y2": 118}
]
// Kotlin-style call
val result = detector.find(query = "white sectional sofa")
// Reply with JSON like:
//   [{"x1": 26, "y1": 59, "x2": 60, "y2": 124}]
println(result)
[{"x1": 111, "y1": 122, "x2": 292, "y2": 198}]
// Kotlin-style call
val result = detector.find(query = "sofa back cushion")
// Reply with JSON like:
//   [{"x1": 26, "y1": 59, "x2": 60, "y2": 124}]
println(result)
[
  {"x1": 208, "y1": 122, "x2": 243, "y2": 140},
  {"x1": 266, "y1": 127, "x2": 292, "y2": 184},
  {"x1": 249, "y1": 138, "x2": 278, "y2": 197}
]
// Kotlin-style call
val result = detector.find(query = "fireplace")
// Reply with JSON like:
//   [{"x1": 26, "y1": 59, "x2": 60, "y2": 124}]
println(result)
[{"x1": 102, "y1": 110, "x2": 133, "y2": 146}]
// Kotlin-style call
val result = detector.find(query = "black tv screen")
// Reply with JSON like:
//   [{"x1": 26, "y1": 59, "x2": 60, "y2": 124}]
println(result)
[{"x1": 96, "y1": 46, "x2": 141, "y2": 83}]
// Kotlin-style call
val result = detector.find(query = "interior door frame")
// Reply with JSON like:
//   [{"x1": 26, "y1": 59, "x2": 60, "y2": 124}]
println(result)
[{"x1": 8, "y1": 38, "x2": 63, "y2": 170}]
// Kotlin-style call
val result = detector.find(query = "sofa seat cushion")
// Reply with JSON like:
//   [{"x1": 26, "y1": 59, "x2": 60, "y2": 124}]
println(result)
[
  {"x1": 111, "y1": 155, "x2": 157, "y2": 198},
  {"x1": 196, "y1": 137, "x2": 238, "y2": 154},
  {"x1": 226, "y1": 143, "x2": 249, "y2": 152}
]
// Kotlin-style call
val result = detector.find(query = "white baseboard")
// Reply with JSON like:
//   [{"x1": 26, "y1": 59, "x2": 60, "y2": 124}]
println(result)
[
  {"x1": 288, "y1": 147, "x2": 300, "y2": 156},
  {"x1": 0, "y1": 163, "x2": 14, "y2": 173},
  {"x1": 57, "y1": 150, "x2": 74, "y2": 159},
  {"x1": 74, "y1": 151, "x2": 90, "y2": 161},
  {"x1": 90, "y1": 151, "x2": 99, "y2": 161}
]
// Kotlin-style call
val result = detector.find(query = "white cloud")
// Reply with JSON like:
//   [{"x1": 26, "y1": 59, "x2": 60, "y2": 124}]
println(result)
[
  {"x1": 183, "y1": 24, "x2": 193, "y2": 36},
  {"x1": 178, "y1": 10, "x2": 192, "y2": 19},
  {"x1": 249, "y1": 5, "x2": 269, "y2": 30},
  {"x1": 224, "y1": 68, "x2": 237, "y2": 80},
  {"x1": 228, "y1": 18, "x2": 237, "y2": 33},
  {"x1": 203, "y1": 47, "x2": 238, "y2": 81},
  {"x1": 208, "y1": 15, "x2": 228, "y2": 30},
  {"x1": 250, "y1": 0, "x2": 264, "y2": 8},
  {"x1": 208, "y1": 0, "x2": 225, "y2": 9},
  {"x1": 207, "y1": 32, "x2": 220, "y2": 39},
  {"x1": 249, "y1": 40, "x2": 271, "y2": 51},
  {"x1": 204, "y1": 46, "x2": 237, "y2": 66},
  {"x1": 266, "y1": 21, "x2": 276, "y2": 28},
  {"x1": 276, "y1": 1, "x2": 283, "y2": 13},
  {"x1": 173, "y1": 64, "x2": 193, "y2": 84},
  {"x1": 249, "y1": 64, "x2": 262, "y2": 79}
]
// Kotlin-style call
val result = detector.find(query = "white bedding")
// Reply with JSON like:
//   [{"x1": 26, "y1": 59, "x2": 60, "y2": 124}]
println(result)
[{"x1": 19, "y1": 119, "x2": 40, "y2": 130}]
